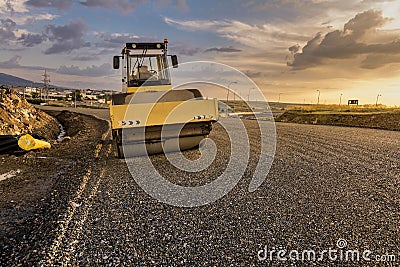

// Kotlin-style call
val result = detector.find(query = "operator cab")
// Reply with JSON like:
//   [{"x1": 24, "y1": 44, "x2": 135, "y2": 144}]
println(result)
[{"x1": 113, "y1": 39, "x2": 178, "y2": 91}]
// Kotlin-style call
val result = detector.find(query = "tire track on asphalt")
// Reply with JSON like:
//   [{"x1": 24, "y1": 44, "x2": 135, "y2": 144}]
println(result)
[
  {"x1": 60, "y1": 144, "x2": 112, "y2": 265},
  {"x1": 42, "y1": 125, "x2": 111, "y2": 266}
]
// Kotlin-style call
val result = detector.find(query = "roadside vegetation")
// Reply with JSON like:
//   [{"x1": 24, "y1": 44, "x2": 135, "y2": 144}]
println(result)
[
  {"x1": 276, "y1": 104, "x2": 400, "y2": 131},
  {"x1": 284, "y1": 104, "x2": 400, "y2": 114}
]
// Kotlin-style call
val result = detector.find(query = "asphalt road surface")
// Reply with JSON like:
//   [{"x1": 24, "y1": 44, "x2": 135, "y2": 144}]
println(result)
[{"x1": 3, "y1": 106, "x2": 400, "y2": 266}]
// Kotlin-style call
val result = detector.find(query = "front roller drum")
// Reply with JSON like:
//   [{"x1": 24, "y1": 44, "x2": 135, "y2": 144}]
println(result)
[
  {"x1": 114, "y1": 135, "x2": 206, "y2": 158},
  {"x1": 112, "y1": 122, "x2": 212, "y2": 158}
]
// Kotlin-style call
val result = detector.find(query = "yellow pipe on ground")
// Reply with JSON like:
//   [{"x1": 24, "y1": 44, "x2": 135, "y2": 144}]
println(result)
[{"x1": 18, "y1": 134, "x2": 51, "y2": 151}]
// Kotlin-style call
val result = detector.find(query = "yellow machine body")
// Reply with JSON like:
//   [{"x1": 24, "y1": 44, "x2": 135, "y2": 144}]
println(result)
[
  {"x1": 110, "y1": 94, "x2": 218, "y2": 131},
  {"x1": 110, "y1": 41, "x2": 219, "y2": 157}
]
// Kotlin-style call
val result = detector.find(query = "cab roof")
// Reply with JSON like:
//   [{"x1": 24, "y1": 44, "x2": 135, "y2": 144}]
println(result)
[{"x1": 125, "y1": 42, "x2": 166, "y2": 50}]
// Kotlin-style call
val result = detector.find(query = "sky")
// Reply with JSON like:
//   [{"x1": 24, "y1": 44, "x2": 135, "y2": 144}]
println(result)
[{"x1": 0, "y1": 0, "x2": 399, "y2": 105}]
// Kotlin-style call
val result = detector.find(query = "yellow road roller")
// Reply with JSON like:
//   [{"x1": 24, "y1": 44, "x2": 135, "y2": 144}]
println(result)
[{"x1": 110, "y1": 39, "x2": 219, "y2": 158}]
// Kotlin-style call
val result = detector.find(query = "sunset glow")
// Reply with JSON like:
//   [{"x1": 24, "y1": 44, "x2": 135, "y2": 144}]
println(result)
[{"x1": 0, "y1": 0, "x2": 399, "y2": 105}]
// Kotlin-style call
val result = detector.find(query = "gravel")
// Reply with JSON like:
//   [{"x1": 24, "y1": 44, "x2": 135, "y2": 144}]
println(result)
[{"x1": 1, "y1": 107, "x2": 399, "y2": 266}]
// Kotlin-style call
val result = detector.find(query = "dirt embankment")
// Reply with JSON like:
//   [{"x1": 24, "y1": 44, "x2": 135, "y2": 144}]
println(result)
[
  {"x1": 276, "y1": 111, "x2": 400, "y2": 131},
  {"x1": 0, "y1": 89, "x2": 59, "y2": 139}
]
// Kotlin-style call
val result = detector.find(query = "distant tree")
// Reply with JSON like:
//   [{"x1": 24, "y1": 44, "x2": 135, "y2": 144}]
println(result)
[{"x1": 72, "y1": 90, "x2": 83, "y2": 101}]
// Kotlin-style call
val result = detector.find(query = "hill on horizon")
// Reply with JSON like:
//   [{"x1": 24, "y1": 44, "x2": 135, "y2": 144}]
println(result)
[{"x1": 0, "y1": 72, "x2": 59, "y2": 88}]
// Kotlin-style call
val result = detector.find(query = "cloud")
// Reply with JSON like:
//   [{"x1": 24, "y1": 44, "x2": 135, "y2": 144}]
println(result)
[
  {"x1": 343, "y1": 8, "x2": 390, "y2": 38},
  {"x1": 0, "y1": 0, "x2": 28, "y2": 13},
  {"x1": 166, "y1": 42, "x2": 201, "y2": 56},
  {"x1": 288, "y1": 44, "x2": 300, "y2": 53},
  {"x1": 44, "y1": 39, "x2": 90, "y2": 54},
  {"x1": 99, "y1": 32, "x2": 140, "y2": 43},
  {"x1": 164, "y1": 17, "x2": 311, "y2": 48},
  {"x1": 204, "y1": 46, "x2": 242, "y2": 53},
  {"x1": 0, "y1": 55, "x2": 21, "y2": 68},
  {"x1": 79, "y1": 0, "x2": 147, "y2": 13},
  {"x1": 79, "y1": 0, "x2": 189, "y2": 13},
  {"x1": 45, "y1": 20, "x2": 90, "y2": 54},
  {"x1": 4, "y1": 0, "x2": 190, "y2": 15},
  {"x1": 18, "y1": 33, "x2": 46, "y2": 47},
  {"x1": 287, "y1": 10, "x2": 400, "y2": 69},
  {"x1": 94, "y1": 32, "x2": 140, "y2": 49},
  {"x1": 246, "y1": 0, "x2": 375, "y2": 25},
  {"x1": 4, "y1": 0, "x2": 14, "y2": 12},
  {"x1": 361, "y1": 54, "x2": 400, "y2": 69},
  {"x1": 56, "y1": 63, "x2": 114, "y2": 77},
  {"x1": 71, "y1": 55, "x2": 100, "y2": 61},
  {"x1": 0, "y1": 0, "x2": 57, "y2": 25},
  {"x1": 361, "y1": 0, "x2": 396, "y2": 3},
  {"x1": 23, "y1": 13, "x2": 58, "y2": 25},
  {"x1": 0, "y1": 18, "x2": 17, "y2": 44},
  {"x1": 0, "y1": 18, "x2": 47, "y2": 47},
  {"x1": 0, "y1": 55, "x2": 52, "y2": 70},
  {"x1": 180, "y1": 48, "x2": 200, "y2": 56},
  {"x1": 25, "y1": 0, "x2": 72, "y2": 10}
]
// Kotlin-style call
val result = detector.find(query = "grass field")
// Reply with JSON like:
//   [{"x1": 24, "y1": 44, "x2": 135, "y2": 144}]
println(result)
[
  {"x1": 284, "y1": 104, "x2": 400, "y2": 114},
  {"x1": 276, "y1": 105, "x2": 400, "y2": 131},
  {"x1": 223, "y1": 101, "x2": 399, "y2": 114}
]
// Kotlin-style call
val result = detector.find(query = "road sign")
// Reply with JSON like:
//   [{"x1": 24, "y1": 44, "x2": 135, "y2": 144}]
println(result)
[{"x1": 348, "y1": 100, "x2": 359, "y2": 105}]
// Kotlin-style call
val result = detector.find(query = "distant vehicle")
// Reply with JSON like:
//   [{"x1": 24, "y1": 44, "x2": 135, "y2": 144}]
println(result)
[{"x1": 110, "y1": 39, "x2": 219, "y2": 158}]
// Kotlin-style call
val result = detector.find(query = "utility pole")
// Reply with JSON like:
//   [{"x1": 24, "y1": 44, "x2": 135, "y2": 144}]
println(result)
[
  {"x1": 42, "y1": 69, "x2": 50, "y2": 102},
  {"x1": 316, "y1": 90, "x2": 320, "y2": 105},
  {"x1": 376, "y1": 94, "x2": 381, "y2": 106},
  {"x1": 278, "y1": 93, "x2": 282, "y2": 103},
  {"x1": 248, "y1": 87, "x2": 254, "y2": 102},
  {"x1": 226, "y1": 81, "x2": 237, "y2": 115}
]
